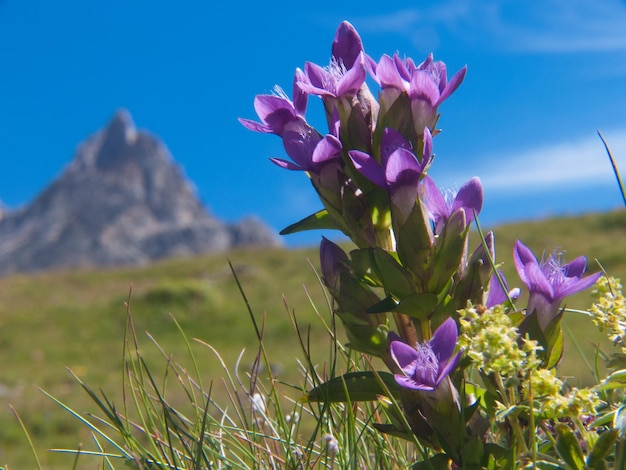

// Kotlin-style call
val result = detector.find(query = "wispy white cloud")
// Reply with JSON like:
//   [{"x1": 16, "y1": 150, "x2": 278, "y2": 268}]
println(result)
[
  {"x1": 355, "y1": 0, "x2": 626, "y2": 54},
  {"x1": 438, "y1": 129, "x2": 626, "y2": 193}
]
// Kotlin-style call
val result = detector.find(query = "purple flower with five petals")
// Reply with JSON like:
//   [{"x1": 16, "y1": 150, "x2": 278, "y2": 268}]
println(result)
[
  {"x1": 390, "y1": 317, "x2": 462, "y2": 391},
  {"x1": 298, "y1": 21, "x2": 367, "y2": 100},
  {"x1": 421, "y1": 176, "x2": 483, "y2": 234},
  {"x1": 513, "y1": 240, "x2": 602, "y2": 329},
  {"x1": 349, "y1": 127, "x2": 433, "y2": 222},
  {"x1": 239, "y1": 69, "x2": 308, "y2": 137}
]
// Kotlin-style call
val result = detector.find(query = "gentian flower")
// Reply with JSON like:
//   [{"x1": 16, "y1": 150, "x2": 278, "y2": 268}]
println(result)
[
  {"x1": 239, "y1": 69, "x2": 308, "y2": 136},
  {"x1": 349, "y1": 127, "x2": 433, "y2": 222},
  {"x1": 390, "y1": 317, "x2": 461, "y2": 391},
  {"x1": 409, "y1": 54, "x2": 466, "y2": 134},
  {"x1": 421, "y1": 176, "x2": 483, "y2": 234},
  {"x1": 513, "y1": 240, "x2": 602, "y2": 329},
  {"x1": 373, "y1": 53, "x2": 466, "y2": 135},
  {"x1": 298, "y1": 21, "x2": 367, "y2": 100}
]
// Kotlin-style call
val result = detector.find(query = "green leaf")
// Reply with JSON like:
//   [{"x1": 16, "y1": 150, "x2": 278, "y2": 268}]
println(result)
[
  {"x1": 353, "y1": 247, "x2": 418, "y2": 299},
  {"x1": 279, "y1": 209, "x2": 336, "y2": 234},
  {"x1": 411, "y1": 453, "x2": 453, "y2": 470},
  {"x1": 370, "y1": 247, "x2": 417, "y2": 299},
  {"x1": 366, "y1": 295, "x2": 398, "y2": 314},
  {"x1": 393, "y1": 292, "x2": 439, "y2": 321},
  {"x1": 555, "y1": 423, "x2": 585, "y2": 470},
  {"x1": 428, "y1": 212, "x2": 468, "y2": 293},
  {"x1": 395, "y1": 201, "x2": 434, "y2": 279},
  {"x1": 304, "y1": 371, "x2": 399, "y2": 403},
  {"x1": 371, "y1": 423, "x2": 415, "y2": 441},
  {"x1": 586, "y1": 429, "x2": 618, "y2": 468}
]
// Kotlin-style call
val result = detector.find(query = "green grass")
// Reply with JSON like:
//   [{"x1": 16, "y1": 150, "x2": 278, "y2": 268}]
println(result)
[{"x1": 0, "y1": 210, "x2": 624, "y2": 468}]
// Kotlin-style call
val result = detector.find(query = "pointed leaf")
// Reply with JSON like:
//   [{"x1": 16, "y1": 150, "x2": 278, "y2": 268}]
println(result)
[
  {"x1": 366, "y1": 295, "x2": 398, "y2": 313},
  {"x1": 304, "y1": 371, "x2": 399, "y2": 403},
  {"x1": 411, "y1": 454, "x2": 453, "y2": 470},
  {"x1": 555, "y1": 423, "x2": 585, "y2": 470},
  {"x1": 586, "y1": 429, "x2": 618, "y2": 468},
  {"x1": 393, "y1": 292, "x2": 439, "y2": 320},
  {"x1": 369, "y1": 247, "x2": 417, "y2": 299},
  {"x1": 280, "y1": 209, "x2": 337, "y2": 234},
  {"x1": 396, "y1": 200, "x2": 434, "y2": 279}
]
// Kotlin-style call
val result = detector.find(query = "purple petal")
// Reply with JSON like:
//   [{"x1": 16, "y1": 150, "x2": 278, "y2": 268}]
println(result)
[
  {"x1": 302, "y1": 62, "x2": 336, "y2": 97},
  {"x1": 364, "y1": 53, "x2": 378, "y2": 83},
  {"x1": 421, "y1": 176, "x2": 449, "y2": 221},
  {"x1": 559, "y1": 271, "x2": 603, "y2": 298},
  {"x1": 513, "y1": 240, "x2": 539, "y2": 287},
  {"x1": 409, "y1": 70, "x2": 440, "y2": 105},
  {"x1": 563, "y1": 256, "x2": 588, "y2": 278},
  {"x1": 394, "y1": 374, "x2": 435, "y2": 391},
  {"x1": 390, "y1": 340, "x2": 419, "y2": 370},
  {"x1": 386, "y1": 148, "x2": 422, "y2": 217},
  {"x1": 429, "y1": 317, "x2": 458, "y2": 362},
  {"x1": 320, "y1": 237, "x2": 348, "y2": 291},
  {"x1": 332, "y1": 21, "x2": 363, "y2": 69},
  {"x1": 381, "y1": 127, "x2": 412, "y2": 163},
  {"x1": 254, "y1": 95, "x2": 294, "y2": 122},
  {"x1": 269, "y1": 157, "x2": 303, "y2": 171},
  {"x1": 386, "y1": 148, "x2": 422, "y2": 185},
  {"x1": 452, "y1": 177, "x2": 483, "y2": 225},
  {"x1": 486, "y1": 270, "x2": 509, "y2": 308},
  {"x1": 312, "y1": 135, "x2": 342, "y2": 165},
  {"x1": 437, "y1": 66, "x2": 467, "y2": 105},
  {"x1": 436, "y1": 351, "x2": 462, "y2": 385},
  {"x1": 282, "y1": 123, "x2": 322, "y2": 171},
  {"x1": 336, "y1": 53, "x2": 367, "y2": 97},
  {"x1": 525, "y1": 261, "x2": 554, "y2": 300},
  {"x1": 376, "y1": 54, "x2": 406, "y2": 90},
  {"x1": 422, "y1": 127, "x2": 433, "y2": 165},
  {"x1": 349, "y1": 150, "x2": 386, "y2": 188},
  {"x1": 238, "y1": 118, "x2": 273, "y2": 134},
  {"x1": 292, "y1": 68, "x2": 308, "y2": 117},
  {"x1": 394, "y1": 53, "x2": 413, "y2": 82}
]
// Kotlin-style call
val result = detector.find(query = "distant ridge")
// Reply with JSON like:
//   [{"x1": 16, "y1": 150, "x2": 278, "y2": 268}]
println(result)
[{"x1": 0, "y1": 109, "x2": 281, "y2": 275}]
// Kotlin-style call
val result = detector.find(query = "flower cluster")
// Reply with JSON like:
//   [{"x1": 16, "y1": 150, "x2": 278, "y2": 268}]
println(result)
[
  {"x1": 590, "y1": 276, "x2": 626, "y2": 352},
  {"x1": 242, "y1": 21, "x2": 616, "y2": 469},
  {"x1": 458, "y1": 305, "x2": 541, "y2": 377}
]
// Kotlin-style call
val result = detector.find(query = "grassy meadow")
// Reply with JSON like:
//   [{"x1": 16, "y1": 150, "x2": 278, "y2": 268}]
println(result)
[{"x1": 0, "y1": 210, "x2": 624, "y2": 468}]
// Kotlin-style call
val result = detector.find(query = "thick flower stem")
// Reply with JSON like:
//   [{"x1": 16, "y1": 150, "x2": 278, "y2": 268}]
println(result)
[{"x1": 393, "y1": 312, "x2": 418, "y2": 346}]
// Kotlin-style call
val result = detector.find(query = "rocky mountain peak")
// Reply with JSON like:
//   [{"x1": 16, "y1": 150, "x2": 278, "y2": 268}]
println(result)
[
  {"x1": 0, "y1": 110, "x2": 281, "y2": 275},
  {"x1": 95, "y1": 108, "x2": 139, "y2": 170}
]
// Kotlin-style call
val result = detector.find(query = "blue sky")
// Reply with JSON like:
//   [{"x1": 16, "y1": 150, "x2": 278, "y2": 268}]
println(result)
[{"x1": 1, "y1": 0, "x2": 625, "y2": 246}]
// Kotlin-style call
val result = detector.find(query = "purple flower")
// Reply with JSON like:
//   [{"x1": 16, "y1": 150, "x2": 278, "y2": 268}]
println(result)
[
  {"x1": 298, "y1": 21, "x2": 367, "y2": 99},
  {"x1": 390, "y1": 318, "x2": 461, "y2": 391},
  {"x1": 270, "y1": 121, "x2": 342, "y2": 174},
  {"x1": 373, "y1": 53, "x2": 466, "y2": 134},
  {"x1": 349, "y1": 127, "x2": 433, "y2": 221},
  {"x1": 421, "y1": 176, "x2": 483, "y2": 234},
  {"x1": 513, "y1": 240, "x2": 602, "y2": 329},
  {"x1": 239, "y1": 69, "x2": 308, "y2": 136},
  {"x1": 409, "y1": 55, "x2": 466, "y2": 132}
]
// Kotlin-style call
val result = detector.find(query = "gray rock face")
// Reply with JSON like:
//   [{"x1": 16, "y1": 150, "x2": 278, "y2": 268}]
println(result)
[{"x1": 0, "y1": 109, "x2": 281, "y2": 275}]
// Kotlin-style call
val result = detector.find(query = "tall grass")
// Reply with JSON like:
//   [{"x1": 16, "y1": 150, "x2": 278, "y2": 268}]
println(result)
[{"x1": 25, "y1": 263, "x2": 422, "y2": 469}]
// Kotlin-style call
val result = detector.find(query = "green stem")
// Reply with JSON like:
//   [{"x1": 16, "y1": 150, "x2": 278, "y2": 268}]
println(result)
[{"x1": 494, "y1": 373, "x2": 529, "y2": 454}]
